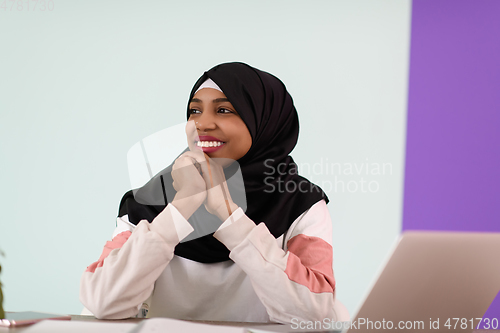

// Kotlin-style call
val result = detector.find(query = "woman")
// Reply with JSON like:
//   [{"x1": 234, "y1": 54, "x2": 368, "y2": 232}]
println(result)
[{"x1": 80, "y1": 62, "x2": 348, "y2": 323}]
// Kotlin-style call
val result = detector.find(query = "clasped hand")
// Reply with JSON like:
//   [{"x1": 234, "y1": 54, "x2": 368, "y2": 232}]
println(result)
[{"x1": 170, "y1": 125, "x2": 238, "y2": 221}]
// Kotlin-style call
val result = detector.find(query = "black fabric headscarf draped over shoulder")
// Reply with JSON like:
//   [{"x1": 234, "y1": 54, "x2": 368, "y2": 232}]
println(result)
[{"x1": 118, "y1": 62, "x2": 328, "y2": 263}]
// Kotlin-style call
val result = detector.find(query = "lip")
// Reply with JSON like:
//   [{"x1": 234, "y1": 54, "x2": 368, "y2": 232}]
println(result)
[
  {"x1": 197, "y1": 135, "x2": 224, "y2": 142},
  {"x1": 194, "y1": 135, "x2": 226, "y2": 153}
]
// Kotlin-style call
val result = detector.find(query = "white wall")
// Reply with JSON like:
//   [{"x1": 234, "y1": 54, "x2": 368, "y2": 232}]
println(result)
[{"x1": 0, "y1": 0, "x2": 411, "y2": 316}]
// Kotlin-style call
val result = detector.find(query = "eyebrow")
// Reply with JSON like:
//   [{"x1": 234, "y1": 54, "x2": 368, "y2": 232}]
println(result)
[{"x1": 190, "y1": 98, "x2": 231, "y2": 104}]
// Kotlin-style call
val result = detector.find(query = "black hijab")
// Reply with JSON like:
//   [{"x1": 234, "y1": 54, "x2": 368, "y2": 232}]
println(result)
[{"x1": 118, "y1": 62, "x2": 328, "y2": 263}]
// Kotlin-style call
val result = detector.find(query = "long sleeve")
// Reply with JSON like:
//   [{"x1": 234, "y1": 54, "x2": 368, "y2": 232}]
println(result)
[
  {"x1": 79, "y1": 204, "x2": 194, "y2": 319},
  {"x1": 213, "y1": 199, "x2": 349, "y2": 324}
]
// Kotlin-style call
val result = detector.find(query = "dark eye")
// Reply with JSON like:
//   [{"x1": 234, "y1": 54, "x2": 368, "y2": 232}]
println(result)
[
  {"x1": 218, "y1": 108, "x2": 234, "y2": 114},
  {"x1": 189, "y1": 109, "x2": 201, "y2": 115}
]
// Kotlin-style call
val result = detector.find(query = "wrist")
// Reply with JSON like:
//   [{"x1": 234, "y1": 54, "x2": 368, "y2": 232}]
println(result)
[
  {"x1": 215, "y1": 201, "x2": 239, "y2": 221},
  {"x1": 172, "y1": 191, "x2": 205, "y2": 220}
]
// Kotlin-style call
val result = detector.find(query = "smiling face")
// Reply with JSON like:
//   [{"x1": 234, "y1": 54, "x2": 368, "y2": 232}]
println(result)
[{"x1": 188, "y1": 88, "x2": 252, "y2": 161}]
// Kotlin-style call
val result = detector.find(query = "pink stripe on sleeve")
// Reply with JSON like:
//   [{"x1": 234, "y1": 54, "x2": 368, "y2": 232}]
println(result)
[
  {"x1": 284, "y1": 234, "x2": 335, "y2": 294},
  {"x1": 85, "y1": 231, "x2": 132, "y2": 273}
]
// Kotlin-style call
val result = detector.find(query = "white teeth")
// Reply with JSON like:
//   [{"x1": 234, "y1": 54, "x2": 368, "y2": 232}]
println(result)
[{"x1": 196, "y1": 141, "x2": 223, "y2": 147}]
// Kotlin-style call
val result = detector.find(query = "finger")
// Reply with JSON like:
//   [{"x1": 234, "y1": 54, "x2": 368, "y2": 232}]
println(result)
[
  {"x1": 173, "y1": 151, "x2": 204, "y2": 172},
  {"x1": 176, "y1": 153, "x2": 225, "y2": 190},
  {"x1": 194, "y1": 154, "x2": 219, "y2": 188},
  {"x1": 172, "y1": 156, "x2": 193, "y2": 170},
  {"x1": 210, "y1": 160, "x2": 233, "y2": 207},
  {"x1": 172, "y1": 179, "x2": 180, "y2": 192},
  {"x1": 171, "y1": 163, "x2": 207, "y2": 194},
  {"x1": 182, "y1": 152, "x2": 206, "y2": 176},
  {"x1": 185, "y1": 163, "x2": 206, "y2": 185},
  {"x1": 207, "y1": 158, "x2": 228, "y2": 186},
  {"x1": 178, "y1": 152, "x2": 212, "y2": 185},
  {"x1": 181, "y1": 151, "x2": 206, "y2": 165},
  {"x1": 185, "y1": 120, "x2": 201, "y2": 153},
  {"x1": 204, "y1": 154, "x2": 215, "y2": 188}
]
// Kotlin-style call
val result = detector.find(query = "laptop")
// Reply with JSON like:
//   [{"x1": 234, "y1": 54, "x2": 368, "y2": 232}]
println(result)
[
  {"x1": 346, "y1": 231, "x2": 500, "y2": 332},
  {"x1": 246, "y1": 231, "x2": 500, "y2": 333}
]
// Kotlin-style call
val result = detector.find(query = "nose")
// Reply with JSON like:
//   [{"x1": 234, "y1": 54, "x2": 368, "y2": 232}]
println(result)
[{"x1": 196, "y1": 112, "x2": 217, "y2": 132}]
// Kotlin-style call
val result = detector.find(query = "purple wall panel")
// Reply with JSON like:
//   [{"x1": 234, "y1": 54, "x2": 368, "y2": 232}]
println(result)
[
  {"x1": 403, "y1": 0, "x2": 500, "y2": 232},
  {"x1": 479, "y1": 290, "x2": 500, "y2": 329}
]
